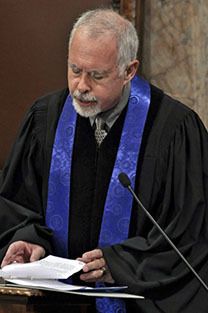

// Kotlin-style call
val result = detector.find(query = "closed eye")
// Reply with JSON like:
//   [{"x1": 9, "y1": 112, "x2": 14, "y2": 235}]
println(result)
[{"x1": 90, "y1": 71, "x2": 105, "y2": 80}]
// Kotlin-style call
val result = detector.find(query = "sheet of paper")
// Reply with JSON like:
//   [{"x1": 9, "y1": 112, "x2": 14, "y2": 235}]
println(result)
[
  {"x1": 70, "y1": 290, "x2": 144, "y2": 299},
  {"x1": 0, "y1": 255, "x2": 144, "y2": 299},
  {"x1": 0, "y1": 255, "x2": 84, "y2": 279},
  {"x1": 3, "y1": 280, "x2": 143, "y2": 298},
  {"x1": 5, "y1": 279, "x2": 87, "y2": 290}
]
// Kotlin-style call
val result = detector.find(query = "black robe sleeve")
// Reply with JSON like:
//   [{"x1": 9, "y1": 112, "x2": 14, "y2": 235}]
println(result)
[
  {"x1": 0, "y1": 89, "x2": 68, "y2": 262},
  {"x1": 102, "y1": 96, "x2": 208, "y2": 312},
  {"x1": 0, "y1": 101, "x2": 53, "y2": 260}
]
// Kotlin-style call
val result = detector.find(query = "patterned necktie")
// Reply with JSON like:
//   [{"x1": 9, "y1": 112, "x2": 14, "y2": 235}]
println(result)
[{"x1": 94, "y1": 117, "x2": 107, "y2": 146}]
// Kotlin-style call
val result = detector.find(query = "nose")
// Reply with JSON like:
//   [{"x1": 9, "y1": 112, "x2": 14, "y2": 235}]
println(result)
[{"x1": 77, "y1": 73, "x2": 91, "y2": 93}]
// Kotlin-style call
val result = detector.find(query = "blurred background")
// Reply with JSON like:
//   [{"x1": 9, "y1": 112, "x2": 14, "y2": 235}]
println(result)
[{"x1": 0, "y1": 0, "x2": 207, "y2": 168}]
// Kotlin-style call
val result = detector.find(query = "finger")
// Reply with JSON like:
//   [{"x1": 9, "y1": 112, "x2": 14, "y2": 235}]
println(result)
[
  {"x1": 1, "y1": 243, "x2": 25, "y2": 267},
  {"x1": 30, "y1": 246, "x2": 45, "y2": 262},
  {"x1": 80, "y1": 268, "x2": 105, "y2": 282},
  {"x1": 2, "y1": 254, "x2": 18, "y2": 267},
  {"x1": 81, "y1": 249, "x2": 103, "y2": 262},
  {"x1": 4, "y1": 242, "x2": 24, "y2": 257},
  {"x1": 82, "y1": 258, "x2": 105, "y2": 272},
  {"x1": 80, "y1": 267, "x2": 115, "y2": 284},
  {"x1": 10, "y1": 255, "x2": 26, "y2": 264}
]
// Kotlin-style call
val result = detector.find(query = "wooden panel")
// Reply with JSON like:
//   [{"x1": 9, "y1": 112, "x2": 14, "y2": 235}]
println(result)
[
  {"x1": 0, "y1": 304, "x2": 28, "y2": 313},
  {"x1": 0, "y1": 286, "x2": 92, "y2": 313},
  {"x1": 112, "y1": 0, "x2": 145, "y2": 62},
  {"x1": 0, "y1": 0, "x2": 111, "y2": 168}
]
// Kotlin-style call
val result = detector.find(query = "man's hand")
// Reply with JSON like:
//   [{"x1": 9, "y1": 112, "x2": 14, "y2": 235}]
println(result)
[
  {"x1": 78, "y1": 248, "x2": 115, "y2": 284},
  {"x1": 1, "y1": 241, "x2": 45, "y2": 268}
]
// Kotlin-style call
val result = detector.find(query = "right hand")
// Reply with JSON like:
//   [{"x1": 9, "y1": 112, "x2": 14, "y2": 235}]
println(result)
[{"x1": 1, "y1": 241, "x2": 45, "y2": 268}]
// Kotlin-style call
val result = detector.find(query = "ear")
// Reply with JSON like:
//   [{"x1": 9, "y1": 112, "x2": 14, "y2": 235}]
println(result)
[{"x1": 124, "y1": 60, "x2": 139, "y2": 84}]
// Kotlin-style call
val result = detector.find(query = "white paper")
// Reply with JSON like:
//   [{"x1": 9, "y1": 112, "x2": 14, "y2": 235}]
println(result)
[
  {"x1": 4, "y1": 279, "x2": 143, "y2": 298},
  {"x1": 5, "y1": 278, "x2": 88, "y2": 290},
  {"x1": 0, "y1": 255, "x2": 144, "y2": 299},
  {"x1": 69, "y1": 291, "x2": 144, "y2": 298},
  {"x1": 0, "y1": 255, "x2": 84, "y2": 279}
]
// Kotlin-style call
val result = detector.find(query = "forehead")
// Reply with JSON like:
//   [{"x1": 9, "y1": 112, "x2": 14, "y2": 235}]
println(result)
[{"x1": 68, "y1": 29, "x2": 118, "y2": 70}]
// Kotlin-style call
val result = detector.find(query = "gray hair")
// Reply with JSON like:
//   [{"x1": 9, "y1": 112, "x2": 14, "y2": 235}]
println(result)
[{"x1": 68, "y1": 9, "x2": 139, "y2": 75}]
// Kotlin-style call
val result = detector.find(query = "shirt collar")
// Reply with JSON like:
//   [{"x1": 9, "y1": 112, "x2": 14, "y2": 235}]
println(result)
[{"x1": 89, "y1": 82, "x2": 130, "y2": 130}]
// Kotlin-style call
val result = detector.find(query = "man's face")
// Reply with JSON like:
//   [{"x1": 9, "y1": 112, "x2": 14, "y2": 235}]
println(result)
[{"x1": 68, "y1": 29, "x2": 128, "y2": 117}]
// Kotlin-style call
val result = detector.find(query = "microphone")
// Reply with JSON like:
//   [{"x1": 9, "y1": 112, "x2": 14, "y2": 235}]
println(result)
[{"x1": 118, "y1": 172, "x2": 208, "y2": 292}]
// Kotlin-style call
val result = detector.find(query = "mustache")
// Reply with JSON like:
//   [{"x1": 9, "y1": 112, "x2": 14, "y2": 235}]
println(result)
[{"x1": 73, "y1": 90, "x2": 97, "y2": 103}]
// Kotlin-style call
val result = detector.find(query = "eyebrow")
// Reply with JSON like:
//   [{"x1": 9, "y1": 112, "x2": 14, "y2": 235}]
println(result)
[{"x1": 68, "y1": 63, "x2": 111, "y2": 76}]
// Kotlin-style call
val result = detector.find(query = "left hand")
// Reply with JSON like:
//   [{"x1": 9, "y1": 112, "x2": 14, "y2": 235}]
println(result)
[
  {"x1": 78, "y1": 249, "x2": 115, "y2": 283},
  {"x1": 1, "y1": 241, "x2": 45, "y2": 268}
]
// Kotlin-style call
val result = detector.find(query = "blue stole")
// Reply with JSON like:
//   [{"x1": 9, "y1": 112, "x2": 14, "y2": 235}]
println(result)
[{"x1": 46, "y1": 76, "x2": 150, "y2": 312}]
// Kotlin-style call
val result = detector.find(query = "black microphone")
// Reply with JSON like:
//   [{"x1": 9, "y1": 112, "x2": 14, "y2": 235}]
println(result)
[{"x1": 118, "y1": 172, "x2": 208, "y2": 292}]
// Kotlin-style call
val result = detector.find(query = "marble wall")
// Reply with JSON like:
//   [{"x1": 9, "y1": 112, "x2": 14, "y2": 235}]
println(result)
[{"x1": 141, "y1": 0, "x2": 208, "y2": 128}]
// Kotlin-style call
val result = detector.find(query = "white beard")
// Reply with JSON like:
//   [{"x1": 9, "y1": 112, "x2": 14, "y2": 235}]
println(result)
[{"x1": 72, "y1": 98, "x2": 102, "y2": 117}]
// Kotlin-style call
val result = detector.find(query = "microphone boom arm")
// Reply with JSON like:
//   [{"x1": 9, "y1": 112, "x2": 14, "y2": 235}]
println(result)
[{"x1": 118, "y1": 171, "x2": 208, "y2": 292}]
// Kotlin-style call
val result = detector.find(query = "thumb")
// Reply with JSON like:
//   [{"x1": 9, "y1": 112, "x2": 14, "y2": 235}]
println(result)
[{"x1": 30, "y1": 246, "x2": 45, "y2": 262}]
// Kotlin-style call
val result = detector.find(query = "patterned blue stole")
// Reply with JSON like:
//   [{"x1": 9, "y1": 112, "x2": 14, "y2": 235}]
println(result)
[{"x1": 46, "y1": 76, "x2": 150, "y2": 312}]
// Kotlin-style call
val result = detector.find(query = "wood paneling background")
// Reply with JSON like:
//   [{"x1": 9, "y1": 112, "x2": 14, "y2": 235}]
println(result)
[{"x1": 0, "y1": 0, "x2": 111, "y2": 167}]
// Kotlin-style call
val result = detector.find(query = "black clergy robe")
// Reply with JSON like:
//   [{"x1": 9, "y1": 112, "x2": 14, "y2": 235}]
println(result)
[{"x1": 0, "y1": 82, "x2": 208, "y2": 313}]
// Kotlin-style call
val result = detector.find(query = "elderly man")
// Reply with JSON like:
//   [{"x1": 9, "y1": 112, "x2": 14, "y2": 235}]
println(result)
[{"x1": 0, "y1": 8, "x2": 208, "y2": 313}]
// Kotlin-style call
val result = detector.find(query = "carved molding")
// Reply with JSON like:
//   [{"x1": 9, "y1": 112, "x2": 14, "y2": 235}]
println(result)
[{"x1": 0, "y1": 286, "x2": 42, "y2": 297}]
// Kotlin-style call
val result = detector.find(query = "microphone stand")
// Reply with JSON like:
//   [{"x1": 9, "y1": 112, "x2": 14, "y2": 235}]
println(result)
[{"x1": 118, "y1": 173, "x2": 208, "y2": 292}]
